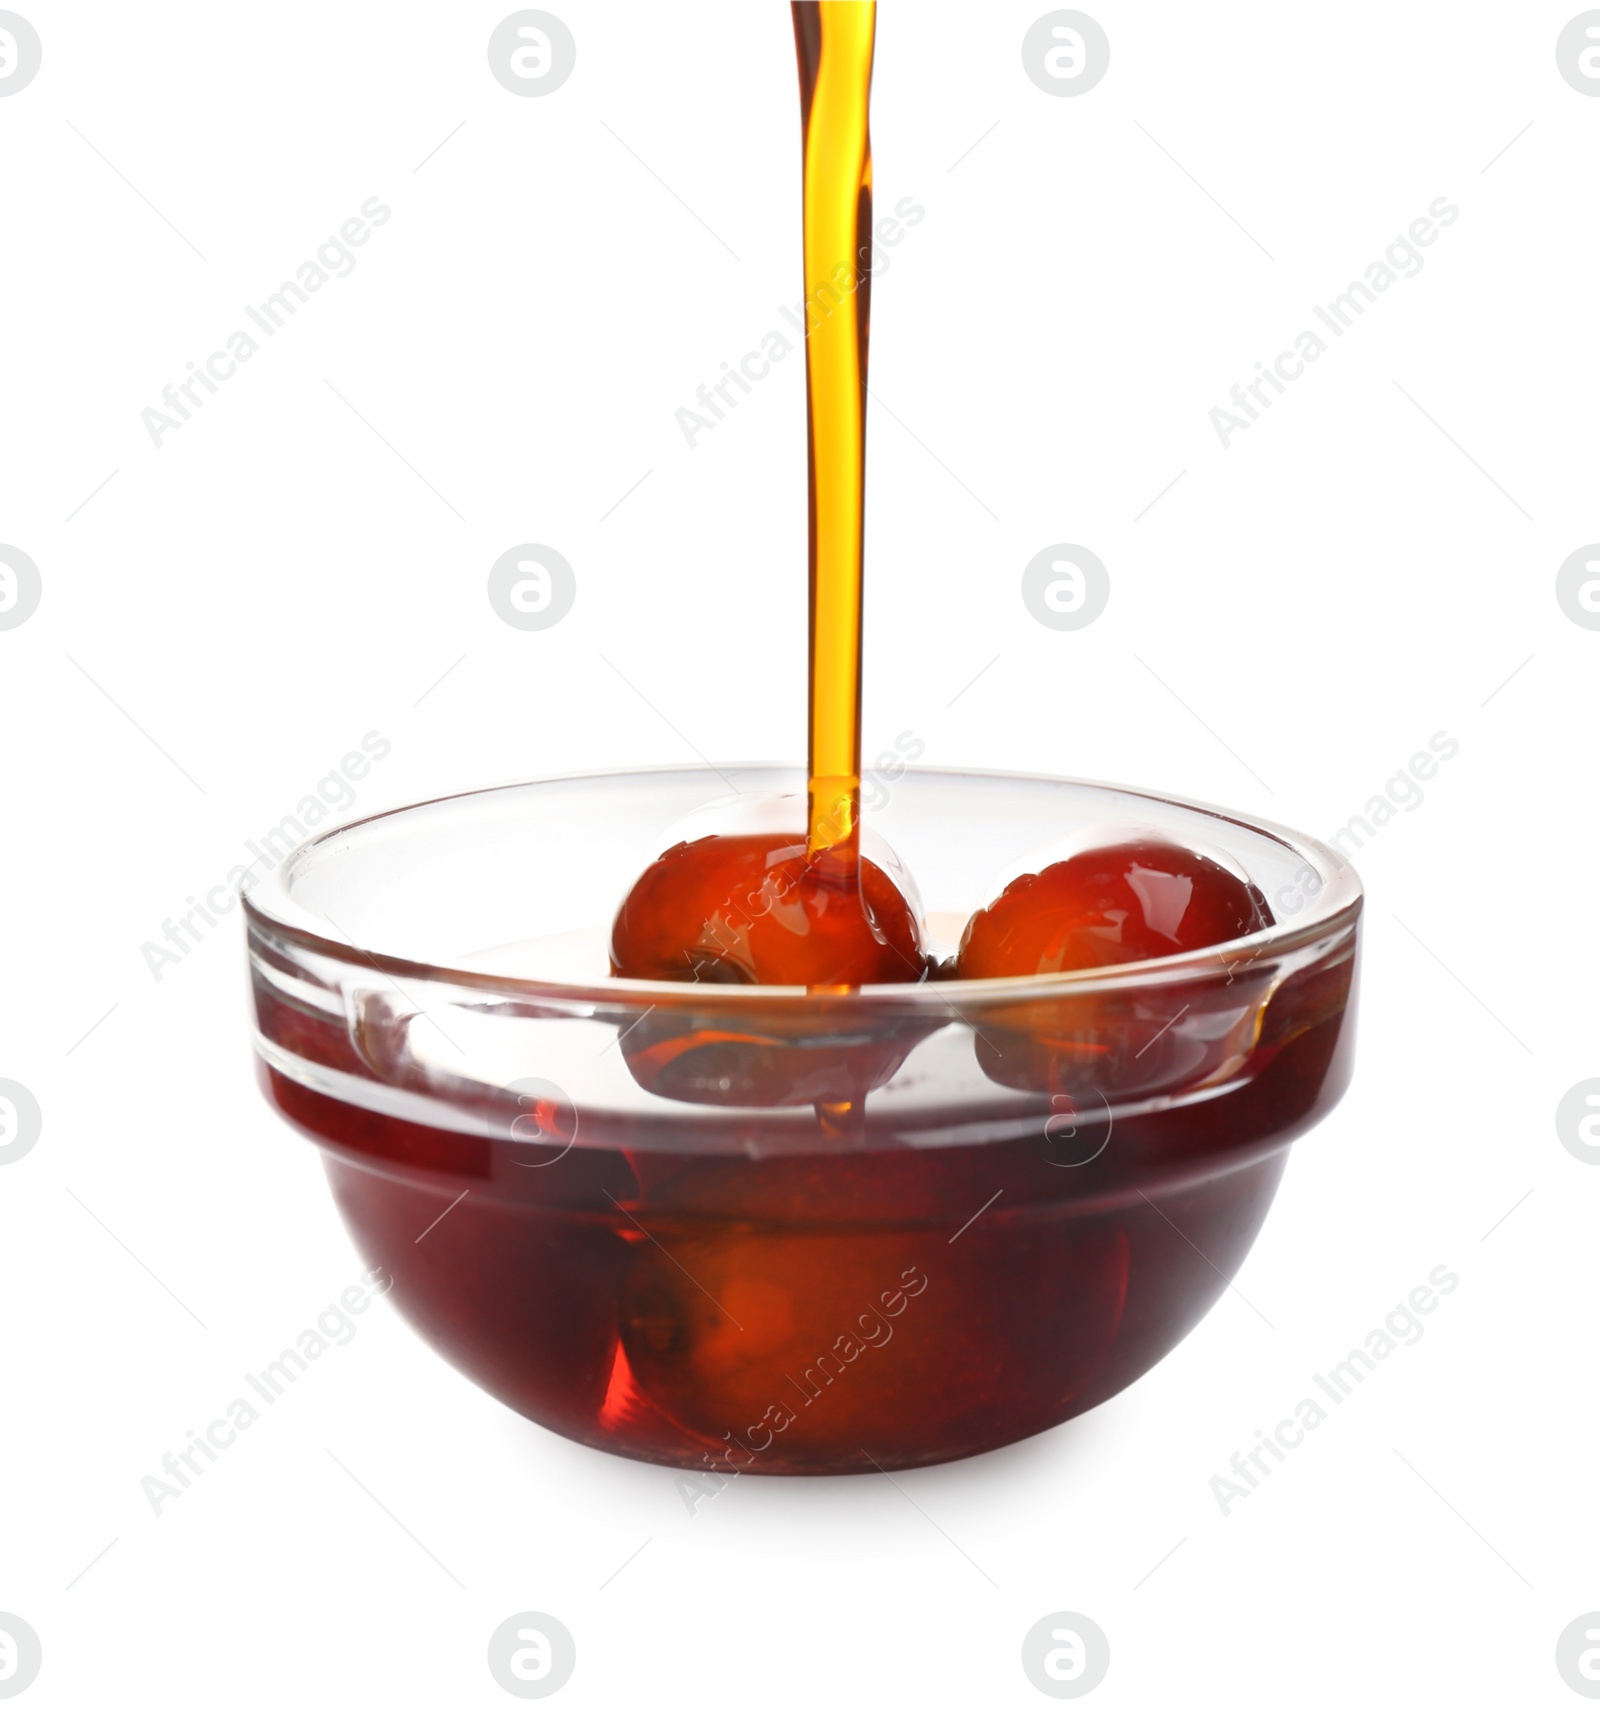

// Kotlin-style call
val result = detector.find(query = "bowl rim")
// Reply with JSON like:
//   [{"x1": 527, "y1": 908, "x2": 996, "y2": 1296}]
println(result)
[{"x1": 242, "y1": 763, "x2": 1363, "y2": 1009}]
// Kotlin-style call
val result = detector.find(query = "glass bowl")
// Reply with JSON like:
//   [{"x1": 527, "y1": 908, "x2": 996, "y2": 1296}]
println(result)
[{"x1": 243, "y1": 766, "x2": 1361, "y2": 1475}]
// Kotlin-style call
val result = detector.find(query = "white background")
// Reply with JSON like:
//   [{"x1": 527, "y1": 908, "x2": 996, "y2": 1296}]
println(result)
[{"x1": 2, "y1": 1, "x2": 1596, "y2": 1704}]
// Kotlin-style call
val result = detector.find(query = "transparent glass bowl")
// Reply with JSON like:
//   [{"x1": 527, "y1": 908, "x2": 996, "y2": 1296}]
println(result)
[{"x1": 244, "y1": 766, "x2": 1361, "y2": 1474}]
